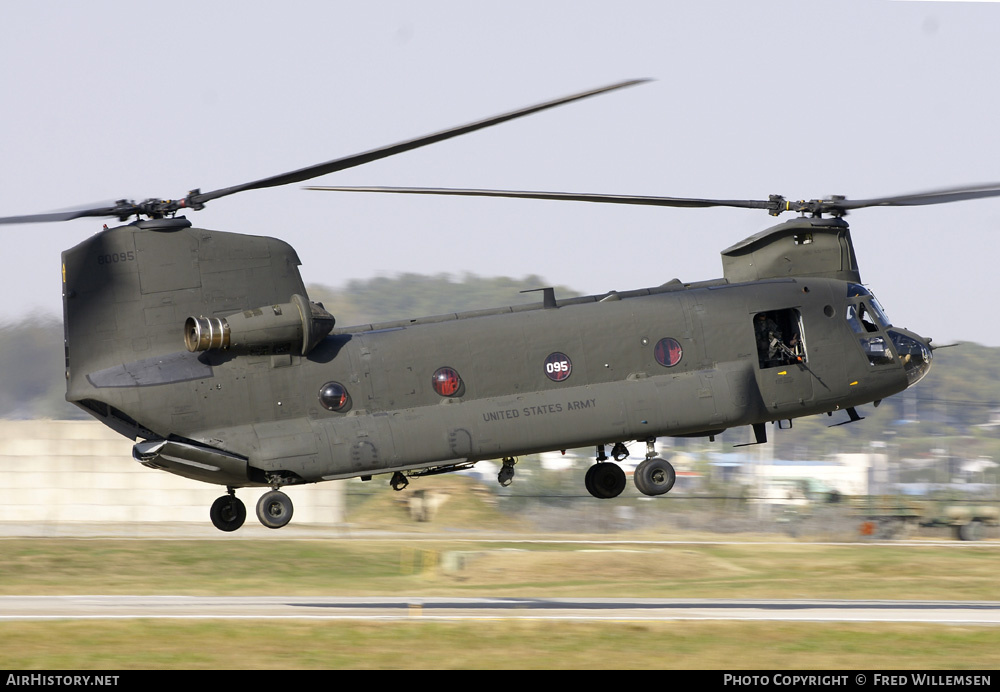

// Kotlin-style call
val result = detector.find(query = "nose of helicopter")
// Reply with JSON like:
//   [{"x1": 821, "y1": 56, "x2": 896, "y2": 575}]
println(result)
[{"x1": 889, "y1": 328, "x2": 933, "y2": 387}]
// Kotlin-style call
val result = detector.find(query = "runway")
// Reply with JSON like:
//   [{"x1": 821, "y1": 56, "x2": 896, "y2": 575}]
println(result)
[{"x1": 2, "y1": 596, "x2": 999, "y2": 624}]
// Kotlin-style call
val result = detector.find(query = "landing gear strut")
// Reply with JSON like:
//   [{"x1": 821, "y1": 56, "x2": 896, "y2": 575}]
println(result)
[
  {"x1": 634, "y1": 437, "x2": 676, "y2": 496},
  {"x1": 390, "y1": 471, "x2": 409, "y2": 491},
  {"x1": 610, "y1": 442, "x2": 629, "y2": 461},
  {"x1": 498, "y1": 457, "x2": 517, "y2": 487},
  {"x1": 210, "y1": 488, "x2": 246, "y2": 532}
]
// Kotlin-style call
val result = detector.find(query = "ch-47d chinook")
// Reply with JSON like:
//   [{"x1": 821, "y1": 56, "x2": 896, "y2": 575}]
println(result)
[{"x1": 3, "y1": 79, "x2": 997, "y2": 532}]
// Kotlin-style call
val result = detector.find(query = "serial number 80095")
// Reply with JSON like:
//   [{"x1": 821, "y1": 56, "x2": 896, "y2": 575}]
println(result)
[{"x1": 97, "y1": 251, "x2": 136, "y2": 265}]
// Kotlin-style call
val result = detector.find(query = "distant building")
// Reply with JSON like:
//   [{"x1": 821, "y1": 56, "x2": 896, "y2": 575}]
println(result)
[
  {"x1": 1, "y1": 420, "x2": 345, "y2": 525},
  {"x1": 710, "y1": 451, "x2": 889, "y2": 503}
]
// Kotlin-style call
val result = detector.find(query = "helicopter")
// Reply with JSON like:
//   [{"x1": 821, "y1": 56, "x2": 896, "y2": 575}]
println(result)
[{"x1": 3, "y1": 79, "x2": 998, "y2": 532}]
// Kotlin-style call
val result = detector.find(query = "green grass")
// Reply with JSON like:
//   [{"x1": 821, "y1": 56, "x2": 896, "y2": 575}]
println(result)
[
  {"x1": 2, "y1": 537, "x2": 998, "y2": 669},
  {"x1": 3, "y1": 620, "x2": 998, "y2": 670},
  {"x1": 2, "y1": 538, "x2": 997, "y2": 600}
]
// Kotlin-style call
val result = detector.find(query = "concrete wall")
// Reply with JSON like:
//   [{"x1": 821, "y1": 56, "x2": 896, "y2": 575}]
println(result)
[{"x1": 2, "y1": 420, "x2": 345, "y2": 524}]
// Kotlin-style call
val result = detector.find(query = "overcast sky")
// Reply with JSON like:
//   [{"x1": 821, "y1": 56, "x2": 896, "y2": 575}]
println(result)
[{"x1": 2, "y1": 1, "x2": 1000, "y2": 346}]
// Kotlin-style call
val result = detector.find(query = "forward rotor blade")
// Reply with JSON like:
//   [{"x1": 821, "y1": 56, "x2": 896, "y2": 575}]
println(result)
[
  {"x1": 191, "y1": 79, "x2": 649, "y2": 206},
  {"x1": 306, "y1": 185, "x2": 779, "y2": 212},
  {"x1": 0, "y1": 203, "x2": 129, "y2": 225}
]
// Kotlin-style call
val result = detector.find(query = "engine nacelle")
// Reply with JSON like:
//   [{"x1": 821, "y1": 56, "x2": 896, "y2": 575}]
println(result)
[{"x1": 184, "y1": 294, "x2": 335, "y2": 356}]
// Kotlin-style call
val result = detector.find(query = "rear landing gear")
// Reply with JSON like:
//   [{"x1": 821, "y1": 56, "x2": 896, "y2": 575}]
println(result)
[
  {"x1": 585, "y1": 462, "x2": 627, "y2": 498},
  {"x1": 256, "y1": 489, "x2": 294, "y2": 529},
  {"x1": 210, "y1": 490, "x2": 246, "y2": 532}
]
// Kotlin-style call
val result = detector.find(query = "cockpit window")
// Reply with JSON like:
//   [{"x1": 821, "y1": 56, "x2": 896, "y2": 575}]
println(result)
[
  {"x1": 889, "y1": 329, "x2": 933, "y2": 385},
  {"x1": 858, "y1": 304, "x2": 881, "y2": 333},
  {"x1": 860, "y1": 336, "x2": 894, "y2": 366},
  {"x1": 847, "y1": 302, "x2": 897, "y2": 366},
  {"x1": 846, "y1": 304, "x2": 864, "y2": 334},
  {"x1": 868, "y1": 296, "x2": 892, "y2": 328},
  {"x1": 847, "y1": 284, "x2": 892, "y2": 328}
]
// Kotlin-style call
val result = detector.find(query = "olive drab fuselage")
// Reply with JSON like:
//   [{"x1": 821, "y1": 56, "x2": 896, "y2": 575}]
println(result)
[{"x1": 62, "y1": 215, "x2": 932, "y2": 492}]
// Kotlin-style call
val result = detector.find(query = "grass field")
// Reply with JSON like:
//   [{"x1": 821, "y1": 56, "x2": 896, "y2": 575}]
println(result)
[
  {"x1": 2, "y1": 536, "x2": 998, "y2": 669},
  {"x1": 3, "y1": 536, "x2": 998, "y2": 600},
  {"x1": 5, "y1": 620, "x2": 998, "y2": 670}
]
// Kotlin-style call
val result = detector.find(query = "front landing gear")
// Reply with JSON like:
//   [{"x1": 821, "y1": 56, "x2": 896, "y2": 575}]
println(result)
[
  {"x1": 210, "y1": 489, "x2": 246, "y2": 532},
  {"x1": 256, "y1": 489, "x2": 294, "y2": 529},
  {"x1": 633, "y1": 457, "x2": 676, "y2": 496}
]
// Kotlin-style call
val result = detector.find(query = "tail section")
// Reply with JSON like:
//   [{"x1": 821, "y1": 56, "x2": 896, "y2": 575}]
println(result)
[{"x1": 61, "y1": 217, "x2": 325, "y2": 439}]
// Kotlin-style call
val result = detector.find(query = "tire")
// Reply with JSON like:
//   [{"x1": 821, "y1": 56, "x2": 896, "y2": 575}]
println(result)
[
  {"x1": 256, "y1": 490, "x2": 294, "y2": 529},
  {"x1": 585, "y1": 464, "x2": 598, "y2": 497},
  {"x1": 633, "y1": 460, "x2": 651, "y2": 495},
  {"x1": 210, "y1": 495, "x2": 247, "y2": 532},
  {"x1": 633, "y1": 457, "x2": 676, "y2": 496},
  {"x1": 589, "y1": 463, "x2": 626, "y2": 499},
  {"x1": 957, "y1": 520, "x2": 982, "y2": 542}
]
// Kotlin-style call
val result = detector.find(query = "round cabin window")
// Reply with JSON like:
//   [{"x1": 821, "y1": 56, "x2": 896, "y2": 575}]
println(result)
[
  {"x1": 432, "y1": 367, "x2": 464, "y2": 397},
  {"x1": 544, "y1": 352, "x2": 572, "y2": 382},
  {"x1": 318, "y1": 381, "x2": 351, "y2": 412},
  {"x1": 654, "y1": 338, "x2": 683, "y2": 367}
]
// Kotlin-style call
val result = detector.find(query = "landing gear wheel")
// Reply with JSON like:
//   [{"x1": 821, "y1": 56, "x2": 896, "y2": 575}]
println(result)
[
  {"x1": 585, "y1": 464, "x2": 597, "y2": 496},
  {"x1": 256, "y1": 490, "x2": 293, "y2": 529},
  {"x1": 210, "y1": 495, "x2": 246, "y2": 532},
  {"x1": 633, "y1": 458, "x2": 676, "y2": 496},
  {"x1": 956, "y1": 520, "x2": 982, "y2": 542},
  {"x1": 585, "y1": 462, "x2": 626, "y2": 499}
]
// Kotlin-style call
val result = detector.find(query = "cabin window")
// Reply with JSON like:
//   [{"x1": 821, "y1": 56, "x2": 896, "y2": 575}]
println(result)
[
  {"x1": 654, "y1": 337, "x2": 683, "y2": 367},
  {"x1": 753, "y1": 308, "x2": 806, "y2": 369},
  {"x1": 432, "y1": 367, "x2": 464, "y2": 397},
  {"x1": 544, "y1": 352, "x2": 572, "y2": 381},
  {"x1": 319, "y1": 382, "x2": 351, "y2": 412}
]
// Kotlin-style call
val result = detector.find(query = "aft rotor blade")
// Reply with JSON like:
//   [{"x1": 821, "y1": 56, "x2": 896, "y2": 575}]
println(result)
[
  {"x1": 312, "y1": 182, "x2": 1000, "y2": 218},
  {"x1": 190, "y1": 79, "x2": 650, "y2": 206},
  {"x1": 828, "y1": 182, "x2": 1000, "y2": 213},
  {"x1": 306, "y1": 186, "x2": 779, "y2": 212}
]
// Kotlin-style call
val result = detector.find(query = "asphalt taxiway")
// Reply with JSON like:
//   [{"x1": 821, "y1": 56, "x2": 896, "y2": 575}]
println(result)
[{"x1": 2, "y1": 596, "x2": 999, "y2": 624}]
